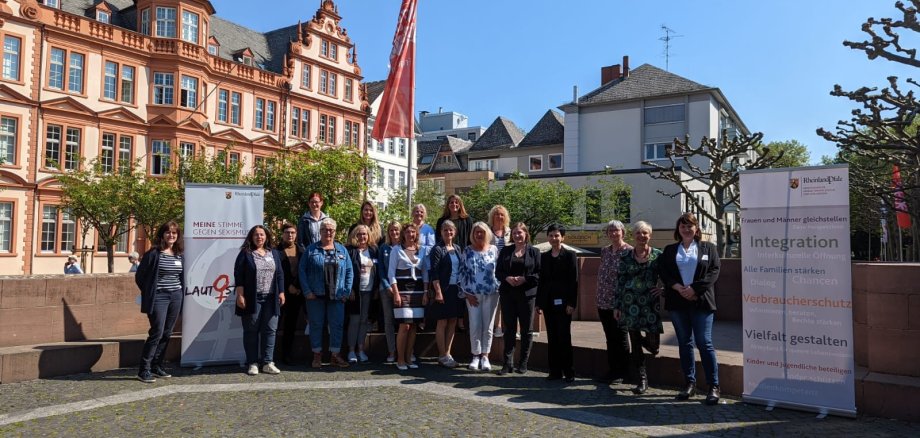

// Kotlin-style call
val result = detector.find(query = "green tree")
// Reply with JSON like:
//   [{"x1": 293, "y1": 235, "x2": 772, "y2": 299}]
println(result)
[
  {"x1": 462, "y1": 174, "x2": 585, "y2": 241},
  {"x1": 248, "y1": 147, "x2": 373, "y2": 239},
  {"x1": 131, "y1": 172, "x2": 183, "y2": 243},
  {"x1": 378, "y1": 180, "x2": 445, "y2": 226},
  {"x1": 761, "y1": 139, "x2": 811, "y2": 168},
  {"x1": 817, "y1": 0, "x2": 920, "y2": 260},
  {"x1": 645, "y1": 132, "x2": 786, "y2": 257},
  {"x1": 57, "y1": 161, "x2": 141, "y2": 273}
]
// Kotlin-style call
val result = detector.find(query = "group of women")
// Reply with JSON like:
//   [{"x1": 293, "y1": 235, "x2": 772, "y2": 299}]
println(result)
[
  {"x1": 596, "y1": 213, "x2": 722, "y2": 405},
  {"x1": 132, "y1": 191, "x2": 721, "y2": 406}
]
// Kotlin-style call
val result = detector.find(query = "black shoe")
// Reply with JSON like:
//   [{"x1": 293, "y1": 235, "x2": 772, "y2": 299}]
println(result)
[
  {"x1": 137, "y1": 370, "x2": 156, "y2": 383},
  {"x1": 497, "y1": 365, "x2": 513, "y2": 376},
  {"x1": 631, "y1": 378, "x2": 648, "y2": 395},
  {"x1": 564, "y1": 375, "x2": 575, "y2": 383},
  {"x1": 676, "y1": 383, "x2": 697, "y2": 400},
  {"x1": 514, "y1": 364, "x2": 528, "y2": 374},
  {"x1": 151, "y1": 366, "x2": 172, "y2": 378},
  {"x1": 546, "y1": 373, "x2": 562, "y2": 381},
  {"x1": 706, "y1": 386, "x2": 720, "y2": 405}
]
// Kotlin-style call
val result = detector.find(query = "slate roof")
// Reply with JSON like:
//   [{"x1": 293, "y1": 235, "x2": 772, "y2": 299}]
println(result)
[
  {"x1": 57, "y1": 1, "x2": 297, "y2": 74},
  {"x1": 518, "y1": 110, "x2": 564, "y2": 148},
  {"x1": 417, "y1": 137, "x2": 473, "y2": 174},
  {"x1": 578, "y1": 64, "x2": 713, "y2": 105},
  {"x1": 365, "y1": 80, "x2": 386, "y2": 105},
  {"x1": 469, "y1": 117, "x2": 526, "y2": 152}
]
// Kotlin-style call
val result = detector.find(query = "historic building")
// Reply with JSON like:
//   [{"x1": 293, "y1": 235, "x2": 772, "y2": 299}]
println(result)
[{"x1": 0, "y1": 0, "x2": 368, "y2": 274}]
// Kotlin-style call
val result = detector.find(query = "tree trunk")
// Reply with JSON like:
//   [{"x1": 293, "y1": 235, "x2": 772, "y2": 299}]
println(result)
[{"x1": 107, "y1": 247, "x2": 115, "y2": 273}]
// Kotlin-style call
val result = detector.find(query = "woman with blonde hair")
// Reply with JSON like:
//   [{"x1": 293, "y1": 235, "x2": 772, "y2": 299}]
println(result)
[
  {"x1": 377, "y1": 221, "x2": 402, "y2": 363},
  {"x1": 488, "y1": 205, "x2": 511, "y2": 337},
  {"x1": 411, "y1": 203, "x2": 436, "y2": 252},
  {"x1": 387, "y1": 223, "x2": 430, "y2": 370},
  {"x1": 458, "y1": 221, "x2": 501, "y2": 371},
  {"x1": 350, "y1": 201, "x2": 383, "y2": 246},
  {"x1": 345, "y1": 224, "x2": 384, "y2": 363}
]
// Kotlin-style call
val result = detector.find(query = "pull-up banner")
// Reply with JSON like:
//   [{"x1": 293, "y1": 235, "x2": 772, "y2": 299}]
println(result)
[
  {"x1": 739, "y1": 165, "x2": 855, "y2": 417},
  {"x1": 182, "y1": 184, "x2": 264, "y2": 366}
]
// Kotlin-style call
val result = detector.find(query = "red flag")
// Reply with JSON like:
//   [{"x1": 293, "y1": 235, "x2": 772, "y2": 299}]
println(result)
[
  {"x1": 371, "y1": 0, "x2": 418, "y2": 142},
  {"x1": 892, "y1": 165, "x2": 911, "y2": 229}
]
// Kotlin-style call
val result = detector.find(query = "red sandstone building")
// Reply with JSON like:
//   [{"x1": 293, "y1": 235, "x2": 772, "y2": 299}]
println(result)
[{"x1": 0, "y1": 0, "x2": 368, "y2": 274}]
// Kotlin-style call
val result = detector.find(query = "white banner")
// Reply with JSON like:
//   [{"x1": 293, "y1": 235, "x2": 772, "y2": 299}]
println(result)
[
  {"x1": 182, "y1": 184, "x2": 264, "y2": 366},
  {"x1": 740, "y1": 165, "x2": 855, "y2": 417}
]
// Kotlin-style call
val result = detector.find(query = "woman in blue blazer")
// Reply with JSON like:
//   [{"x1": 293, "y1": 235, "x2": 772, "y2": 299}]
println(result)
[{"x1": 234, "y1": 225, "x2": 285, "y2": 376}]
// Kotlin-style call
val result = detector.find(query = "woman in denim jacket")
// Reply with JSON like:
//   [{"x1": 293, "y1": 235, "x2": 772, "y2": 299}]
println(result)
[{"x1": 298, "y1": 218, "x2": 354, "y2": 369}]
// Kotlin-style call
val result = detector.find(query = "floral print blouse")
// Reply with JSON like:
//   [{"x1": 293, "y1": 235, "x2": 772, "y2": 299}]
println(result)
[
  {"x1": 615, "y1": 247, "x2": 664, "y2": 333},
  {"x1": 458, "y1": 245, "x2": 500, "y2": 296},
  {"x1": 596, "y1": 243, "x2": 633, "y2": 310}
]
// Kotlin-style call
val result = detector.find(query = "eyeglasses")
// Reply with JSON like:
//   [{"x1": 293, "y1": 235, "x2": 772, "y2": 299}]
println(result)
[{"x1": 321, "y1": 228, "x2": 336, "y2": 233}]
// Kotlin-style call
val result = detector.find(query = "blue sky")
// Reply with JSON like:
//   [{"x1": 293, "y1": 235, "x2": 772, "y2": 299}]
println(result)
[{"x1": 218, "y1": 0, "x2": 916, "y2": 162}]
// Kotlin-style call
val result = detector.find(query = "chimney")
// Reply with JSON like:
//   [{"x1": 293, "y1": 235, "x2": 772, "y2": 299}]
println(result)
[
  {"x1": 623, "y1": 55, "x2": 630, "y2": 78},
  {"x1": 572, "y1": 85, "x2": 578, "y2": 103},
  {"x1": 601, "y1": 64, "x2": 621, "y2": 86}
]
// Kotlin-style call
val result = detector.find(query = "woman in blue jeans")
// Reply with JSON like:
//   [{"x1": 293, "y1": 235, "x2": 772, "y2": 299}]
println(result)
[
  {"x1": 299, "y1": 218, "x2": 354, "y2": 369},
  {"x1": 134, "y1": 220, "x2": 184, "y2": 383},
  {"x1": 659, "y1": 212, "x2": 722, "y2": 405},
  {"x1": 234, "y1": 225, "x2": 285, "y2": 376}
]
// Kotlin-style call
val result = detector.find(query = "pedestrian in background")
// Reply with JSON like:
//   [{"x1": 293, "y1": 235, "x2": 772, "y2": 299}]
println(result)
[
  {"x1": 64, "y1": 255, "x2": 83, "y2": 274},
  {"x1": 134, "y1": 220, "x2": 184, "y2": 383},
  {"x1": 128, "y1": 252, "x2": 140, "y2": 273},
  {"x1": 596, "y1": 219, "x2": 632, "y2": 384},
  {"x1": 234, "y1": 225, "x2": 285, "y2": 376},
  {"x1": 537, "y1": 224, "x2": 578, "y2": 382},
  {"x1": 659, "y1": 212, "x2": 722, "y2": 405},
  {"x1": 299, "y1": 218, "x2": 353, "y2": 369},
  {"x1": 615, "y1": 221, "x2": 663, "y2": 394},
  {"x1": 496, "y1": 222, "x2": 541, "y2": 375},
  {"x1": 458, "y1": 222, "x2": 501, "y2": 372}
]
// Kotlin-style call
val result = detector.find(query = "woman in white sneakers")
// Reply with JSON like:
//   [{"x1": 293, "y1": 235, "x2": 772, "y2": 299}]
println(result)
[{"x1": 458, "y1": 222, "x2": 501, "y2": 371}]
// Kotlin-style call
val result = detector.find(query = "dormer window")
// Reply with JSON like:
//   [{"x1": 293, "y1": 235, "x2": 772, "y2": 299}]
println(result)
[
  {"x1": 208, "y1": 45, "x2": 218, "y2": 55},
  {"x1": 97, "y1": 11, "x2": 110, "y2": 23},
  {"x1": 207, "y1": 37, "x2": 220, "y2": 56},
  {"x1": 232, "y1": 48, "x2": 255, "y2": 66},
  {"x1": 42, "y1": 0, "x2": 59, "y2": 7}
]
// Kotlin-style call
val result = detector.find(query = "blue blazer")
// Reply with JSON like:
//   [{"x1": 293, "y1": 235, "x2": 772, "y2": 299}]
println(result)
[
  {"x1": 298, "y1": 242, "x2": 354, "y2": 301},
  {"x1": 135, "y1": 249, "x2": 185, "y2": 314},
  {"x1": 233, "y1": 249, "x2": 285, "y2": 316}
]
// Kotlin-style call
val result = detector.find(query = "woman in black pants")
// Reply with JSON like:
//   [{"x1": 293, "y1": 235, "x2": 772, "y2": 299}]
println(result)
[
  {"x1": 134, "y1": 220, "x2": 184, "y2": 383},
  {"x1": 536, "y1": 224, "x2": 578, "y2": 382},
  {"x1": 495, "y1": 222, "x2": 541, "y2": 375},
  {"x1": 596, "y1": 219, "x2": 632, "y2": 384},
  {"x1": 277, "y1": 223, "x2": 304, "y2": 365}
]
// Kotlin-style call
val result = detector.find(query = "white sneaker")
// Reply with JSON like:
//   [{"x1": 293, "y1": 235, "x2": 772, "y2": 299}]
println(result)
[
  {"x1": 358, "y1": 351, "x2": 369, "y2": 363},
  {"x1": 480, "y1": 356, "x2": 492, "y2": 371},
  {"x1": 247, "y1": 364, "x2": 259, "y2": 376},
  {"x1": 408, "y1": 363, "x2": 419, "y2": 369},
  {"x1": 468, "y1": 356, "x2": 481, "y2": 371},
  {"x1": 396, "y1": 363, "x2": 408, "y2": 371},
  {"x1": 385, "y1": 354, "x2": 396, "y2": 364},
  {"x1": 262, "y1": 362, "x2": 281, "y2": 375},
  {"x1": 347, "y1": 351, "x2": 358, "y2": 364}
]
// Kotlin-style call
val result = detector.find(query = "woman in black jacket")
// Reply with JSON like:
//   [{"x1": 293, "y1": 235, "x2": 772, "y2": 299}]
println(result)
[
  {"x1": 234, "y1": 225, "x2": 285, "y2": 376},
  {"x1": 495, "y1": 222, "x2": 541, "y2": 375},
  {"x1": 134, "y1": 220, "x2": 184, "y2": 383},
  {"x1": 659, "y1": 212, "x2": 721, "y2": 405},
  {"x1": 277, "y1": 223, "x2": 304, "y2": 365},
  {"x1": 428, "y1": 220, "x2": 464, "y2": 368},
  {"x1": 536, "y1": 224, "x2": 578, "y2": 382},
  {"x1": 345, "y1": 224, "x2": 383, "y2": 364}
]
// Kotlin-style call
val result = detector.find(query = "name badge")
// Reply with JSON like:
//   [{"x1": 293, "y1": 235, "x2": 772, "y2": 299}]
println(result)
[
  {"x1": 701, "y1": 255, "x2": 709, "y2": 261},
  {"x1": 553, "y1": 298, "x2": 563, "y2": 306},
  {"x1": 174, "y1": 260, "x2": 182, "y2": 266}
]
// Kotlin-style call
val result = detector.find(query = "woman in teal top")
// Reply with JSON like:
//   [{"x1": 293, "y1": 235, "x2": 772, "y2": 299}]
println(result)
[{"x1": 615, "y1": 221, "x2": 663, "y2": 395}]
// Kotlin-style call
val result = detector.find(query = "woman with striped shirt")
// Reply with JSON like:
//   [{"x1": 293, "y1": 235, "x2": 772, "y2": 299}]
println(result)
[{"x1": 134, "y1": 221, "x2": 185, "y2": 383}]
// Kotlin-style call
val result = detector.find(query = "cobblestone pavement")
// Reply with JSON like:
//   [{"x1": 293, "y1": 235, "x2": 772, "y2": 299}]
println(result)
[{"x1": 1, "y1": 361, "x2": 918, "y2": 437}]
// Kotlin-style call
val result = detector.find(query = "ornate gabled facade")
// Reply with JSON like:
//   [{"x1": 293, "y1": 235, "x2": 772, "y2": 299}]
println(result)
[{"x1": 0, "y1": 0, "x2": 368, "y2": 274}]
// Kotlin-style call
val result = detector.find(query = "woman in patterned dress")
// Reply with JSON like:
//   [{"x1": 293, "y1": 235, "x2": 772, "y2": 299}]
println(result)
[
  {"x1": 596, "y1": 220, "x2": 633, "y2": 384},
  {"x1": 614, "y1": 221, "x2": 663, "y2": 394}
]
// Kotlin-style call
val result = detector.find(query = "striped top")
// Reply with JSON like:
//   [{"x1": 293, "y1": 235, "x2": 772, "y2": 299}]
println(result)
[{"x1": 157, "y1": 253, "x2": 183, "y2": 291}]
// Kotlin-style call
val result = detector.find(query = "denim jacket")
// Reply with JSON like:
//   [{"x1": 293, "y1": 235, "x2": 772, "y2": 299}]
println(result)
[{"x1": 298, "y1": 241, "x2": 354, "y2": 300}]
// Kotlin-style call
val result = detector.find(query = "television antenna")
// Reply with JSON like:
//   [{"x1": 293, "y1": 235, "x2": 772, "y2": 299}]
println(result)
[{"x1": 660, "y1": 25, "x2": 682, "y2": 71}]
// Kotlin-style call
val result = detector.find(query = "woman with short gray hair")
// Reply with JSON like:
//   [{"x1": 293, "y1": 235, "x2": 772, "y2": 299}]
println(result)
[{"x1": 596, "y1": 219, "x2": 632, "y2": 384}]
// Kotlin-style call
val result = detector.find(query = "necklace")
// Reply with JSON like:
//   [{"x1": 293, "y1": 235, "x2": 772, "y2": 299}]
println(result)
[{"x1": 634, "y1": 245, "x2": 650, "y2": 262}]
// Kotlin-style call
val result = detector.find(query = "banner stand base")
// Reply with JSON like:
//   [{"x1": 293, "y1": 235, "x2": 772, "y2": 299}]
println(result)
[{"x1": 743, "y1": 395, "x2": 856, "y2": 419}]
